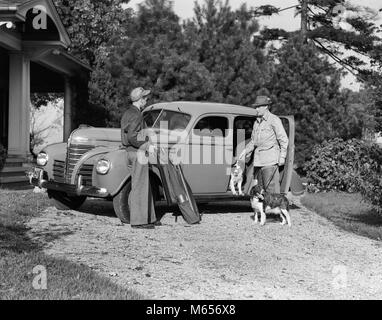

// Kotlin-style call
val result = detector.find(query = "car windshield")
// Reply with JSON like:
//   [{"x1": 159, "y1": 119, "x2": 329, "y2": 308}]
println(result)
[{"x1": 143, "y1": 109, "x2": 191, "y2": 131}]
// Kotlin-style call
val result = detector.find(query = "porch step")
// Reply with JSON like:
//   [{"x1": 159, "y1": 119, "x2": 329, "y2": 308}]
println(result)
[
  {"x1": 0, "y1": 166, "x2": 29, "y2": 173},
  {"x1": 0, "y1": 181, "x2": 34, "y2": 191},
  {"x1": 5, "y1": 157, "x2": 25, "y2": 163},
  {"x1": 0, "y1": 175, "x2": 29, "y2": 184},
  {"x1": 0, "y1": 156, "x2": 34, "y2": 189},
  {"x1": 4, "y1": 158, "x2": 33, "y2": 167}
]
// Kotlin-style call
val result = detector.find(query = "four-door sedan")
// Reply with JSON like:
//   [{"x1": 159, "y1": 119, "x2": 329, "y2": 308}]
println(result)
[{"x1": 30, "y1": 101, "x2": 303, "y2": 223}]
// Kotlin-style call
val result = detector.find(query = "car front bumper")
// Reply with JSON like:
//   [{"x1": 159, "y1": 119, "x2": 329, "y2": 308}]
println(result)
[{"x1": 30, "y1": 167, "x2": 110, "y2": 198}]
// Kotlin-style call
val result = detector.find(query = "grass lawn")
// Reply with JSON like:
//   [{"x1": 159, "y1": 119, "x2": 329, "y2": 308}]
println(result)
[
  {"x1": 0, "y1": 189, "x2": 143, "y2": 300},
  {"x1": 301, "y1": 192, "x2": 382, "y2": 241}
]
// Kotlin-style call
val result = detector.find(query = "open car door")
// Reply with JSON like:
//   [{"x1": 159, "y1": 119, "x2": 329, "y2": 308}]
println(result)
[
  {"x1": 279, "y1": 116, "x2": 304, "y2": 195},
  {"x1": 243, "y1": 115, "x2": 304, "y2": 196}
]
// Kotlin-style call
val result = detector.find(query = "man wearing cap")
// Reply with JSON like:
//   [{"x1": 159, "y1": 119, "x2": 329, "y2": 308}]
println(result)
[
  {"x1": 121, "y1": 87, "x2": 158, "y2": 229},
  {"x1": 239, "y1": 96, "x2": 289, "y2": 193}
]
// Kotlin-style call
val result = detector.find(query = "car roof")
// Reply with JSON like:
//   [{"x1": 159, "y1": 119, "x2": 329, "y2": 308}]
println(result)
[{"x1": 144, "y1": 101, "x2": 259, "y2": 117}]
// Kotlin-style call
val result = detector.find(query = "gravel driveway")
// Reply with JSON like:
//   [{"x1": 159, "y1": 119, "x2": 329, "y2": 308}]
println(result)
[{"x1": 27, "y1": 195, "x2": 382, "y2": 299}]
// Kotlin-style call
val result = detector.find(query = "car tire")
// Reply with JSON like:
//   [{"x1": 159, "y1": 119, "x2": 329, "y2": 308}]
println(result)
[
  {"x1": 112, "y1": 179, "x2": 160, "y2": 224},
  {"x1": 48, "y1": 190, "x2": 87, "y2": 211}
]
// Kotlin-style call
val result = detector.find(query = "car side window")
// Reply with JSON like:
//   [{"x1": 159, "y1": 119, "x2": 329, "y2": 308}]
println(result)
[
  {"x1": 193, "y1": 116, "x2": 228, "y2": 137},
  {"x1": 233, "y1": 116, "x2": 256, "y2": 156}
]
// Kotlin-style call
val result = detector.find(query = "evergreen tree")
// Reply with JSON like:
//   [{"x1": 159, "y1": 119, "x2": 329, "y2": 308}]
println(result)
[
  {"x1": 257, "y1": 1, "x2": 382, "y2": 133},
  {"x1": 183, "y1": 0, "x2": 270, "y2": 105},
  {"x1": 92, "y1": 0, "x2": 219, "y2": 127},
  {"x1": 268, "y1": 36, "x2": 349, "y2": 165}
]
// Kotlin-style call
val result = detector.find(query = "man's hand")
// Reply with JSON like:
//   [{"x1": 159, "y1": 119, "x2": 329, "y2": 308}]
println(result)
[{"x1": 278, "y1": 158, "x2": 286, "y2": 166}]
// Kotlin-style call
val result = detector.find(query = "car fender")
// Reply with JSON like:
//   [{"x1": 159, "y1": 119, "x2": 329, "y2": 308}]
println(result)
[
  {"x1": 38, "y1": 142, "x2": 67, "y2": 177},
  {"x1": 91, "y1": 148, "x2": 132, "y2": 196},
  {"x1": 94, "y1": 149, "x2": 164, "y2": 198},
  {"x1": 70, "y1": 146, "x2": 117, "y2": 184}
]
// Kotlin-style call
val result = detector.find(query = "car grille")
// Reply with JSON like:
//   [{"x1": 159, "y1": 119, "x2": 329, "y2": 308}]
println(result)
[
  {"x1": 65, "y1": 144, "x2": 95, "y2": 183},
  {"x1": 53, "y1": 160, "x2": 65, "y2": 183},
  {"x1": 52, "y1": 144, "x2": 95, "y2": 184},
  {"x1": 78, "y1": 164, "x2": 94, "y2": 186}
]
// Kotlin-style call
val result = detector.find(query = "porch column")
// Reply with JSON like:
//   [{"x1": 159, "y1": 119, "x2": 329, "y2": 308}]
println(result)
[
  {"x1": 63, "y1": 76, "x2": 72, "y2": 142},
  {"x1": 7, "y1": 53, "x2": 31, "y2": 158}
]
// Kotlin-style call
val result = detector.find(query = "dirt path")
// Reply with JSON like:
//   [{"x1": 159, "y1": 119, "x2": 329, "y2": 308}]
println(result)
[{"x1": 27, "y1": 195, "x2": 382, "y2": 300}]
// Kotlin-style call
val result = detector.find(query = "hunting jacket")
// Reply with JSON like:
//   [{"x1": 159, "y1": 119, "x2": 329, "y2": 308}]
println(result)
[
  {"x1": 246, "y1": 110, "x2": 289, "y2": 167},
  {"x1": 121, "y1": 105, "x2": 149, "y2": 151}
]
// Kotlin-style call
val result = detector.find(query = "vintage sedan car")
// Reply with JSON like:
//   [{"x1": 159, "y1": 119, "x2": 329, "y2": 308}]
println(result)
[{"x1": 30, "y1": 101, "x2": 303, "y2": 223}]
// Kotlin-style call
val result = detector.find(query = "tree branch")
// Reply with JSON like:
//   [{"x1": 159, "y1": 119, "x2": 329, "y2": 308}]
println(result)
[{"x1": 312, "y1": 38, "x2": 367, "y2": 82}]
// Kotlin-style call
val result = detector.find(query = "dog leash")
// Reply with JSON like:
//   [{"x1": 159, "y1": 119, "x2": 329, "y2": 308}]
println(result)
[{"x1": 263, "y1": 165, "x2": 278, "y2": 192}]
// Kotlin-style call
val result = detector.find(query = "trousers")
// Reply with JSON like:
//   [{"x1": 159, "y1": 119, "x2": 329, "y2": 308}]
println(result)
[
  {"x1": 253, "y1": 164, "x2": 280, "y2": 193},
  {"x1": 126, "y1": 149, "x2": 157, "y2": 226}
]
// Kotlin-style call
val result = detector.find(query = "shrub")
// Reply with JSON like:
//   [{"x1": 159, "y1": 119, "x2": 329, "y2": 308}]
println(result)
[
  {"x1": 358, "y1": 151, "x2": 382, "y2": 212},
  {"x1": 304, "y1": 138, "x2": 382, "y2": 211},
  {"x1": 0, "y1": 143, "x2": 6, "y2": 171},
  {"x1": 305, "y1": 138, "x2": 369, "y2": 192}
]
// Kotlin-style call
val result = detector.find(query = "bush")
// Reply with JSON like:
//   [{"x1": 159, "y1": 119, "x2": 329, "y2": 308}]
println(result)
[
  {"x1": 304, "y1": 138, "x2": 382, "y2": 211},
  {"x1": 0, "y1": 143, "x2": 6, "y2": 171},
  {"x1": 358, "y1": 155, "x2": 382, "y2": 211},
  {"x1": 304, "y1": 138, "x2": 370, "y2": 192}
]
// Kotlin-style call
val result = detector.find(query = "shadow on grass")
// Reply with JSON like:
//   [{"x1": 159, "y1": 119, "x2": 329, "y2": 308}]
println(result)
[
  {"x1": 0, "y1": 191, "x2": 75, "y2": 254},
  {"x1": 348, "y1": 211, "x2": 382, "y2": 227},
  {"x1": 0, "y1": 225, "x2": 41, "y2": 254},
  {"x1": 301, "y1": 192, "x2": 382, "y2": 241},
  {"x1": 0, "y1": 190, "x2": 143, "y2": 300}
]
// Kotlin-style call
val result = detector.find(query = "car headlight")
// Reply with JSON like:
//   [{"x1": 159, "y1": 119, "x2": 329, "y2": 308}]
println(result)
[
  {"x1": 36, "y1": 152, "x2": 49, "y2": 166},
  {"x1": 96, "y1": 159, "x2": 111, "y2": 175}
]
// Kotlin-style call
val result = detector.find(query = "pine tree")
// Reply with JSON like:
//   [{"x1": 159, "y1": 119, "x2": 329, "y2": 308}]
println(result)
[
  {"x1": 183, "y1": 0, "x2": 270, "y2": 105},
  {"x1": 92, "y1": 0, "x2": 220, "y2": 127},
  {"x1": 268, "y1": 36, "x2": 349, "y2": 165},
  {"x1": 257, "y1": 1, "x2": 382, "y2": 133}
]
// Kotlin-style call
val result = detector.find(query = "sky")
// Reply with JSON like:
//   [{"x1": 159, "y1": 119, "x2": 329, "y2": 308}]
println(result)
[
  {"x1": 126, "y1": 0, "x2": 381, "y2": 31},
  {"x1": 126, "y1": 0, "x2": 301, "y2": 30},
  {"x1": 125, "y1": 0, "x2": 382, "y2": 91}
]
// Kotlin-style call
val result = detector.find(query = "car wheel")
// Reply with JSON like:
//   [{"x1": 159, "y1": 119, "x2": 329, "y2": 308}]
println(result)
[
  {"x1": 48, "y1": 190, "x2": 87, "y2": 210},
  {"x1": 112, "y1": 179, "x2": 160, "y2": 224}
]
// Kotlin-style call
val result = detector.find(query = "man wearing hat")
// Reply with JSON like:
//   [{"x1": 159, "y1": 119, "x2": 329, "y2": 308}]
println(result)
[
  {"x1": 120, "y1": 87, "x2": 158, "y2": 229},
  {"x1": 239, "y1": 95, "x2": 289, "y2": 193}
]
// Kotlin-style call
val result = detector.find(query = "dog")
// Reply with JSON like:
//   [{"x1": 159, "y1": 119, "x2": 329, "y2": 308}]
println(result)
[
  {"x1": 249, "y1": 185, "x2": 291, "y2": 226},
  {"x1": 229, "y1": 161, "x2": 245, "y2": 196},
  {"x1": 25, "y1": 168, "x2": 46, "y2": 193},
  {"x1": 25, "y1": 168, "x2": 35, "y2": 185}
]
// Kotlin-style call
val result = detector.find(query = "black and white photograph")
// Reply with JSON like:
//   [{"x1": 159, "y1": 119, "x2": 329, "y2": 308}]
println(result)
[{"x1": 0, "y1": 0, "x2": 381, "y2": 307}]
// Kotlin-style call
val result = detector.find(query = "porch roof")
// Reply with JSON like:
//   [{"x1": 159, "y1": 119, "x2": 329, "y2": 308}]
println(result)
[{"x1": 0, "y1": 0, "x2": 91, "y2": 76}]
